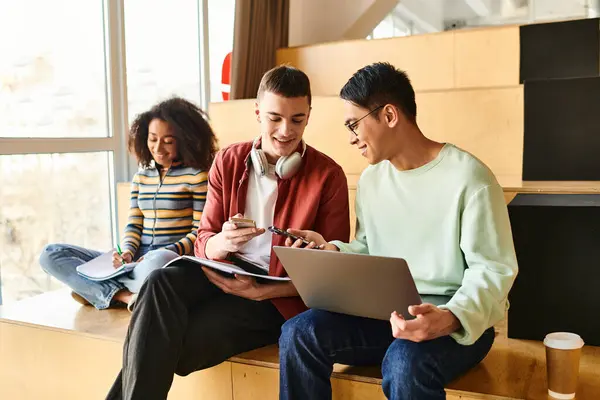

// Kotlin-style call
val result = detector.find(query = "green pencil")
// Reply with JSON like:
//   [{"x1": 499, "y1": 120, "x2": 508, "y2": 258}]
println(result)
[{"x1": 116, "y1": 244, "x2": 126, "y2": 265}]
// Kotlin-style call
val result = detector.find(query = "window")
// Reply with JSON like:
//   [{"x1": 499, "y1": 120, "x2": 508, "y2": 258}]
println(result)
[
  {"x1": 0, "y1": 152, "x2": 113, "y2": 303},
  {"x1": 208, "y1": 0, "x2": 236, "y2": 102},
  {"x1": 369, "y1": 13, "x2": 412, "y2": 39},
  {"x1": 0, "y1": 1, "x2": 118, "y2": 304},
  {"x1": 0, "y1": 1, "x2": 108, "y2": 138},
  {"x1": 125, "y1": 0, "x2": 203, "y2": 121}
]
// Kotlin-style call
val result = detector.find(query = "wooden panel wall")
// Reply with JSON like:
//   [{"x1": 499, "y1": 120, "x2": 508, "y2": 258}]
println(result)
[
  {"x1": 454, "y1": 26, "x2": 520, "y2": 89},
  {"x1": 232, "y1": 364, "x2": 388, "y2": 400},
  {"x1": 276, "y1": 25, "x2": 519, "y2": 95},
  {"x1": 0, "y1": 322, "x2": 232, "y2": 400},
  {"x1": 416, "y1": 86, "x2": 524, "y2": 180}
]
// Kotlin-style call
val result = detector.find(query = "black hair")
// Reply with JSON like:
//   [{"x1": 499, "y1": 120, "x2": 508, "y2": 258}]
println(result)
[{"x1": 340, "y1": 62, "x2": 416, "y2": 122}]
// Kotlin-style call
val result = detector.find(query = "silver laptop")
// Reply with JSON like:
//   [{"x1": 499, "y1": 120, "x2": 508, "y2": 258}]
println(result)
[{"x1": 273, "y1": 246, "x2": 423, "y2": 321}]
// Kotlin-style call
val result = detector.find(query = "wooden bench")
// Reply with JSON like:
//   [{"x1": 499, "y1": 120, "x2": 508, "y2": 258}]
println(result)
[{"x1": 1, "y1": 289, "x2": 599, "y2": 399}]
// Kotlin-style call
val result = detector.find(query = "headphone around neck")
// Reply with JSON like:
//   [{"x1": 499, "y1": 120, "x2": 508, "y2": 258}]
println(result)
[{"x1": 250, "y1": 137, "x2": 307, "y2": 180}]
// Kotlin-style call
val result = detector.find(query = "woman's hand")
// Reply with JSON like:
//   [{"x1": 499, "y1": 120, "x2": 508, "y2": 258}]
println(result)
[{"x1": 112, "y1": 251, "x2": 133, "y2": 268}]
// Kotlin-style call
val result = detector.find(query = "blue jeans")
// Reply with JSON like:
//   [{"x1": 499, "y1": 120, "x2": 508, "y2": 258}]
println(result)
[
  {"x1": 279, "y1": 309, "x2": 495, "y2": 400},
  {"x1": 39, "y1": 243, "x2": 179, "y2": 309}
]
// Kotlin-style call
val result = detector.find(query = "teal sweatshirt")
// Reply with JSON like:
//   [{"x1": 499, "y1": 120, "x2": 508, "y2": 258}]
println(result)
[{"x1": 331, "y1": 144, "x2": 518, "y2": 345}]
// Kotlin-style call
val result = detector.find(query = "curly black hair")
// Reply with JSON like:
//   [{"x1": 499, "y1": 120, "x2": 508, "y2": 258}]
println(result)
[{"x1": 128, "y1": 97, "x2": 218, "y2": 170}]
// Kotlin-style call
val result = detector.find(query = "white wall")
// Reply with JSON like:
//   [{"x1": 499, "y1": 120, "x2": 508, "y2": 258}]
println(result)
[
  {"x1": 289, "y1": 0, "x2": 597, "y2": 47},
  {"x1": 289, "y1": 0, "x2": 396, "y2": 46},
  {"x1": 531, "y1": 0, "x2": 588, "y2": 20},
  {"x1": 395, "y1": 0, "x2": 445, "y2": 32}
]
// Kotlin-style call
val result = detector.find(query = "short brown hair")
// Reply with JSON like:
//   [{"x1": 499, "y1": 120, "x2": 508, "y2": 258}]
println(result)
[
  {"x1": 257, "y1": 65, "x2": 312, "y2": 105},
  {"x1": 128, "y1": 97, "x2": 218, "y2": 170}
]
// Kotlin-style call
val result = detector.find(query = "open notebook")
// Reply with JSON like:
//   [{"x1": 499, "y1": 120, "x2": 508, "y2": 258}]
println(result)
[
  {"x1": 76, "y1": 251, "x2": 138, "y2": 282},
  {"x1": 163, "y1": 256, "x2": 291, "y2": 282}
]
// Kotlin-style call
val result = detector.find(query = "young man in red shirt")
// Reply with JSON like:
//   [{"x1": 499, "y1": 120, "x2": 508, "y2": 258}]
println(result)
[{"x1": 107, "y1": 65, "x2": 350, "y2": 399}]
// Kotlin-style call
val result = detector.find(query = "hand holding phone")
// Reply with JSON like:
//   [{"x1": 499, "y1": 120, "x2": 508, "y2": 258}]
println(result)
[
  {"x1": 268, "y1": 226, "x2": 312, "y2": 247},
  {"x1": 281, "y1": 228, "x2": 338, "y2": 251},
  {"x1": 209, "y1": 215, "x2": 264, "y2": 258}
]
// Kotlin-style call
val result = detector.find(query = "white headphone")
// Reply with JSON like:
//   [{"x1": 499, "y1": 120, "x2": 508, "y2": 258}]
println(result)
[{"x1": 250, "y1": 137, "x2": 307, "y2": 180}]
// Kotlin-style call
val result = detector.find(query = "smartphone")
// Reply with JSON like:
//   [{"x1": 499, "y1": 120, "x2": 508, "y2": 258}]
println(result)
[
  {"x1": 268, "y1": 226, "x2": 312, "y2": 247},
  {"x1": 230, "y1": 217, "x2": 256, "y2": 228}
]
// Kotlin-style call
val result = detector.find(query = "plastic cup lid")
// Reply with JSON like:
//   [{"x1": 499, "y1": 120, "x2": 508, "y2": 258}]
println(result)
[{"x1": 544, "y1": 332, "x2": 585, "y2": 350}]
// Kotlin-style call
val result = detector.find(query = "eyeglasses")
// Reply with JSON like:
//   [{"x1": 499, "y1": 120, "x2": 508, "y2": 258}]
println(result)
[{"x1": 344, "y1": 105, "x2": 383, "y2": 136}]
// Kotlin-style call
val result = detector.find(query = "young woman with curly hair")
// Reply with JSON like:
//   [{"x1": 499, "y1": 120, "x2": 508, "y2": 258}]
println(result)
[{"x1": 39, "y1": 97, "x2": 218, "y2": 310}]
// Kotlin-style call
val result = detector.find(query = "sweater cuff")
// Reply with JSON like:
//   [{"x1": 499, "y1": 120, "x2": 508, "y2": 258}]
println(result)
[
  {"x1": 438, "y1": 303, "x2": 476, "y2": 346},
  {"x1": 165, "y1": 243, "x2": 181, "y2": 255},
  {"x1": 329, "y1": 240, "x2": 348, "y2": 252},
  {"x1": 121, "y1": 245, "x2": 136, "y2": 257}
]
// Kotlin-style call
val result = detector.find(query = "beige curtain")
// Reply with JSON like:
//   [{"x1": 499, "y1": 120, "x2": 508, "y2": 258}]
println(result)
[{"x1": 230, "y1": 0, "x2": 290, "y2": 99}]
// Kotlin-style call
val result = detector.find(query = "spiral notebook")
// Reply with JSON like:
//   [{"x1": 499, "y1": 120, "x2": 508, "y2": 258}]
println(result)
[{"x1": 76, "y1": 251, "x2": 138, "y2": 281}]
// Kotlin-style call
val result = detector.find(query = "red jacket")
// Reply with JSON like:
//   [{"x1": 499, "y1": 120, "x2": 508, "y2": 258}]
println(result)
[{"x1": 195, "y1": 140, "x2": 350, "y2": 319}]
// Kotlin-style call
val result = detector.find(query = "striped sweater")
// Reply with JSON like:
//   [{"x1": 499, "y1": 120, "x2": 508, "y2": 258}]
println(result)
[{"x1": 121, "y1": 164, "x2": 208, "y2": 257}]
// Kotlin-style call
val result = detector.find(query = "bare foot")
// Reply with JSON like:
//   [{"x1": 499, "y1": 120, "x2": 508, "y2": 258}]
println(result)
[{"x1": 113, "y1": 289, "x2": 134, "y2": 305}]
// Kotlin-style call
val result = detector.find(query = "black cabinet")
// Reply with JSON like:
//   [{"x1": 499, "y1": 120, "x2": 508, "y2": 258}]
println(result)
[
  {"x1": 507, "y1": 194, "x2": 600, "y2": 346},
  {"x1": 520, "y1": 18, "x2": 600, "y2": 83},
  {"x1": 523, "y1": 77, "x2": 600, "y2": 181}
]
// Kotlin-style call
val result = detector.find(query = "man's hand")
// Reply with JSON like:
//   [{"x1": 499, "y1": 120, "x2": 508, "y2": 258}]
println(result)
[
  {"x1": 206, "y1": 214, "x2": 265, "y2": 260},
  {"x1": 202, "y1": 267, "x2": 265, "y2": 300},
  {"x1": 284, "y1": 229, "x2": 339, "y2": 251},
  {"x1": 112, "y1": 251, "x2": 132, "y2": 268},
  {"x1": 202, "y1": 267, "x2": 298, "y2": 300},
  {"x1": 390, "y1": 303, "x2": 461, "y2": 342}
]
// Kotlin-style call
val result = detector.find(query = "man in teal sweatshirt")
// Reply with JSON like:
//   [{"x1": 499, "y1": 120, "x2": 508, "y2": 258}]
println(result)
[{"x1": 278, "y1": 62, "x2": 519, "y2": 400}]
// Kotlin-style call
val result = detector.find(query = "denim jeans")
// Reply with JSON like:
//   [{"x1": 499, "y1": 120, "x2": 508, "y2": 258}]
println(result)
[
  {"x1": 279, "y1": 309, "x2": 495, "y2": 400},
  {"x1": 39, "y1": 243, "x2": 179, "y2": 309}
]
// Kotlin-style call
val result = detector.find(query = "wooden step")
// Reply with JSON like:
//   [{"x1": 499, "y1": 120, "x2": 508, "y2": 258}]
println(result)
[{"x1": 1, "y1": 290, "x2": 599, "y2": 399}]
